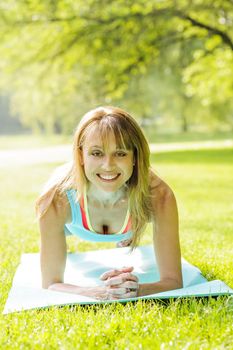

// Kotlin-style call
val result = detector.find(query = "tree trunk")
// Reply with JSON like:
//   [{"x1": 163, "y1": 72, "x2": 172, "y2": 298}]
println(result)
[{"x1": 181, "y1": 114, "x2": 188, "y2": 132}]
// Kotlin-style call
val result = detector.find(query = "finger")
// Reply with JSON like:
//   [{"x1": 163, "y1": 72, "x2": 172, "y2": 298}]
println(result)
[
  {"x1": 114, "y1": 281, "x2": 139, "y2": 290},
  {"x1": 121, "y1": 266, "x2": 134, "y2": 273},
  {"x1": 119, "y1": 272, "x2": 139, "y2": 283},
  {"x1": 104, "y1": 276, "x2": 124, "y2": 286},
  {"x1": 109, "y1": 291, "x2": 138, "y2": 300},
  {"x1": 104, "y1": 274, "x2": 138, "y2": 286},
  {"x1": 124, "y1": 291, "x2": 138, "y2": 298},
  {"x1": 95, "y1": 293, "x2": 109, "y2": 301},
  {"x1": 105, "y1": 273, "x2": 138, "y2": 286},
  {"x1": 99, "y1": 269, "x2": 122, "y2": 281},
  {"x1": 100, "y1": 267, "x2": 134, "y2": 280},
  {"x1": 107, "y1": 287, "x2": 127, "y2": 296}
]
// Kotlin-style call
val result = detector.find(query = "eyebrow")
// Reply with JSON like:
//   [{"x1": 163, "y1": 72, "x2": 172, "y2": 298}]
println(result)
[{"x1": 89, "y1": 146, "x2": 129, "y2": 151}]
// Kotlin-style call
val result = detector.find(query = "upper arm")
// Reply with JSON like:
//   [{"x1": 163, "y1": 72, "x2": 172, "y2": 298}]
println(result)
[
  {"x1": 150, "y1": 177, "x2": 182, "y2": 287},
  {"x1": 39, "y1": 194, "x2": 69, "y2": 288}
]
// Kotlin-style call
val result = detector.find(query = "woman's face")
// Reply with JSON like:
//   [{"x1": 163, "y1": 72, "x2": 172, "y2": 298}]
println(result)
[{"x1": 80, "y1": 127, "x2": 134, "y2": 193}]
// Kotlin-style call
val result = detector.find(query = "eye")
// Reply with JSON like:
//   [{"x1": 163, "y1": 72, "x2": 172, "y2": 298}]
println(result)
[
  {"x1": 116, "y1": 151, "x2": 127, "y2": 157},
  {"x1": 91, "y1": 150, "x2": 103, "y2": 157}
]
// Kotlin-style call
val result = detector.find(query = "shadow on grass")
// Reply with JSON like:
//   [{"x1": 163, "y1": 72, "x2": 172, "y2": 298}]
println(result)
[
  {"x1": 34, "y1": 295, "x2": 232, "y2": 315},
  {"x1": 151, "y1": 148, "x2": 233, "y2": 164}
]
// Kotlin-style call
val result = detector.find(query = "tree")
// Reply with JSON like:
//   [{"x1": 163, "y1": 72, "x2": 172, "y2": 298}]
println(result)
[{"x1": 0, "y1": 0, "x2": 232, "y2": 132}]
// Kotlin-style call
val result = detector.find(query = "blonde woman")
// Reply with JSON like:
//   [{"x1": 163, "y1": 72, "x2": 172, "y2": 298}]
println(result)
[{"x1": 36, "y1": 106, "x2": 182, "y2": 300}]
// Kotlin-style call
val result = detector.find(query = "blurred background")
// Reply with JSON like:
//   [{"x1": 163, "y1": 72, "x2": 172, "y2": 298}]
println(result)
[{"x1": 0, "y1": 0, "x2": 232, "y2": 145}]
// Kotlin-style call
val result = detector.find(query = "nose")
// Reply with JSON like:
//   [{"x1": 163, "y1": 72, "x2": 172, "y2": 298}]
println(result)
[{"x1": 102, "y1": 155, "x2": 115, "y2": 170}]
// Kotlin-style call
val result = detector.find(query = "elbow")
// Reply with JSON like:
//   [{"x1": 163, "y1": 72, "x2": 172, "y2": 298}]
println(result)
[
  {"x1": 42, "y1": 280, "x2": 62, "y2": 290},
  {"x1": 42, "y1": 280, "x2": 52, "y2": 289},
  {"x1": 173, "y1": 279, "x2": 183, "y2": 289},
  {"x1": 162, "y1": 278, "x2": 183, "y2": 290},
  {"x1": 169, "y1": 277, "x2": 183, "y2": 289},
  {"x1": 42, "y1": 281, "x2": 50, "y2": 290},
  {"x1": 48, "y1": 283, "x2": 59, "y2": 291},
  {"x1": 176, "y1": 280, "x2": 183, "y2": 289},
  {"x1": 42, "y1": 283, "x2": 52, "y2": 290}
]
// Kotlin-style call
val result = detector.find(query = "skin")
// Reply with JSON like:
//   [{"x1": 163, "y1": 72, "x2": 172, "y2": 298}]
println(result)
[
  {"x1": 81, "y1": 126, "x2": 135, "y2": 196},
  {"x1": 40, "y1": 129, "x2": 182, "y2": 300}
]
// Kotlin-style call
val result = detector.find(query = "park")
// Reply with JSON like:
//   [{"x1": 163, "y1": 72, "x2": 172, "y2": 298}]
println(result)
[{"x1": 0, "y1": 1, "x2": 233, "y2": 349}]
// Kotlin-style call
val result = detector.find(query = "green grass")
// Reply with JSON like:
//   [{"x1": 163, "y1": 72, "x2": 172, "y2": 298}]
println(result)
[
  {"x1": 0, "y1": 134, "x2": 71, "y2": 150},
  {"x1": 0, "y1": 130, "x2": 232, "y2": 150},
  {"x1": 0, "y1": 143, "x2": 233, "y2": 349},
  {"x1": 145, "y1": 129, "x2": 233, "y2": 144}
]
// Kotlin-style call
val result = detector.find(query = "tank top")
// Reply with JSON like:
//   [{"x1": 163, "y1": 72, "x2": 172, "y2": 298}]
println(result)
[{"x1": 64, "y1": 189, "x2": 133, "y2": 242}]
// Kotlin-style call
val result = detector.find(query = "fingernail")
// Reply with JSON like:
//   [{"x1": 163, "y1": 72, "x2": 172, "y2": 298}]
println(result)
[
  {"x1": 105, "y1": 277, "x2": 122, "y2": 286},
  {"x1": 100, "y1": 274, "x2": 107, "y2": 280}
]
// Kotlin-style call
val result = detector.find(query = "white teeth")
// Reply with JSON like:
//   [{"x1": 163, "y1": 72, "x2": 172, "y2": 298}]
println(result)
[{"x1": 99, "y1": 174, "x2": 118, "y2": 180}]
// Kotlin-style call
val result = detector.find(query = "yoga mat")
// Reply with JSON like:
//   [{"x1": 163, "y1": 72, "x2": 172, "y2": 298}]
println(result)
[{"x1": 3, "y1": 245, "x2": 233, "y2": 314}]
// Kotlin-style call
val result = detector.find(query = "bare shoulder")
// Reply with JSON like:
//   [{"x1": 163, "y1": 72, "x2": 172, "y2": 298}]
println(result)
[
  {"x1": 149, "y1": 169, "x2": 176, "y2": 210},
  {"x1": 53, "y1": 191, "x2": 70, "y2": 218},
  {"x1": 39, "y1": 191, "x2": 71, "y2": 233}
]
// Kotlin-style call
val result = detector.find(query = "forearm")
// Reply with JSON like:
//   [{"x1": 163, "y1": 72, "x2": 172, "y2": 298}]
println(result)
[
  {"x1": 47, "y1": 280, "x2": 183, "y2": 299},
  {"x1": 47, "y1": 282, "x2": 105, "y2": 298},
  {"x1": 138, "y1": 279, "x2": 183, "y2": 297}
]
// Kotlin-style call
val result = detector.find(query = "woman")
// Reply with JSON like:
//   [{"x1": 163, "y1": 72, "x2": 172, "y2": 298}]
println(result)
[{"x1": 36, "y1": 106, "x2": 182, "y2": 300}]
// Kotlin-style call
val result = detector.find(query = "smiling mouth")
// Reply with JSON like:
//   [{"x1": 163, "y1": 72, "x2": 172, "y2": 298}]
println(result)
[{"x1": 97, "y1": 174, "x2": 120, "y2": 181}]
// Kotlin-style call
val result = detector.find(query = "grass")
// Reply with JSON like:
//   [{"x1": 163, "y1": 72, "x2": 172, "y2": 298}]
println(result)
[
  {"x1": 0, "y1": 139, "x2": 233, "y2": 349},
  {"x1": 0, "y1": 134, "x2": 71, "y2": 150},
  {"x1": 145, "y1": 129, "x2": 233, "y2": 144},
  {"x1": 0, "y1": 130, "x2": 232, "y2": 150}
]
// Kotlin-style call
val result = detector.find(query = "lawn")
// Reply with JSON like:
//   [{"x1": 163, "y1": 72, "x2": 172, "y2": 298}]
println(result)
[
  {"x1": 0, "y1": 142, "x2": 232, "y2": 349},
  {"x1": 0, "y1": 130, "x2": 232, "y2": 150}
]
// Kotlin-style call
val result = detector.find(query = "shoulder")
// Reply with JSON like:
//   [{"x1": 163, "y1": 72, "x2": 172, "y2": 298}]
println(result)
[
  {"x1": 149, "y1": 169, "x2": 177, "y2": 211},
  {"x1": 39, "y1": 190, "x2": 71, "y2": 230},
  {"x1": 53, "y1": 191, "x2": 70, "y2": 216}
]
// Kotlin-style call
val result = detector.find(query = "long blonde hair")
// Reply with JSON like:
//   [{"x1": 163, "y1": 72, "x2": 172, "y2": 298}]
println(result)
[{"x1": 36, "y1": 106, "x2": 152, "y2": 247}]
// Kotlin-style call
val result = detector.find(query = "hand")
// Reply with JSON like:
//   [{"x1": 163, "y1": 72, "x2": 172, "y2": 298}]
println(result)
[
  {"x1": 85, "y1": 285, "x2": 112, "y2": 301},
  {"x1": 99, "y1": 266, "x2": 139, "y2": 300}
]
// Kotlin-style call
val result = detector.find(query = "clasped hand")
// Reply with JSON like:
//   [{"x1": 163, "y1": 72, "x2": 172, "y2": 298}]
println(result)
[{"x1": 96, "y1": 266, "x2": 139, "y2": 300}]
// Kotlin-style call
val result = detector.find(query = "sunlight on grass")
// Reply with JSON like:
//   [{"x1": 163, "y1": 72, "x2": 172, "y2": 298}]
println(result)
[
  {"x1": 0, "y1": 134, "x2": 71, "y2": 150},
  {"x1": 0, "y1": 146, "x2": 232, "y2": 349}
]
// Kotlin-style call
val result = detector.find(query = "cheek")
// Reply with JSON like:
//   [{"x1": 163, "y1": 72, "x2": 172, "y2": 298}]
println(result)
[
  {"x1": 83, "y1": 157, "x2": 99, "y2": 171},
  {"x1": 123, "y1": 160, "x2": 134, "y2": 175}
]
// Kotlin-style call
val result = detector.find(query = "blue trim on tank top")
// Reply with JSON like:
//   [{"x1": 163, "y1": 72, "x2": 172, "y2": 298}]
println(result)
[{"x1": 64, "y1": 189, "x2": 133, "y2": 242}]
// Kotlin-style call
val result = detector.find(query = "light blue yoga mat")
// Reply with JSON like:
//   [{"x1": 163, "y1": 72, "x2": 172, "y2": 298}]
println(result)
[{"x1": 3, "y1": 245, "x2": 233, "y2": 314}]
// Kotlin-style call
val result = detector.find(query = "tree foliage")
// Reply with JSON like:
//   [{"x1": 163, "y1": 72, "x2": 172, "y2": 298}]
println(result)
[{"x1": 0, "y1": 0, "x2": 232, "y2": 132}]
